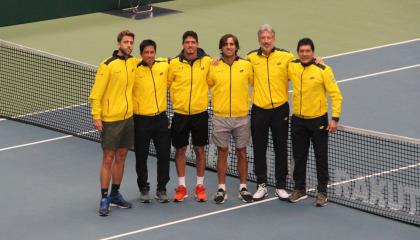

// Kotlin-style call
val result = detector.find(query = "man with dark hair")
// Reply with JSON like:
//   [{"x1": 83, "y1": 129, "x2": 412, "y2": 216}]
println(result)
[
  {"x1": 89, "y1": 30, "x2": 137, "y2": 216},
  {"x1": 247, "y1": 24, "x2": 293, "y2": 201},
  {"x1": 133, "y1": 39, "x2": 171, "y2": 204},
  {"x1": 168, "y1": 30, "x2": 212, "y2": 202},
  {"x1": 288, "y1": 37, "x2": 343, "y2": 207},
  {"x1": 208, "y1": 34, "x2": 253, "y2": 204}
]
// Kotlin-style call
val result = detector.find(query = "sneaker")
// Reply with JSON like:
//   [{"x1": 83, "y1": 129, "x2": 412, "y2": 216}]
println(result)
[
  {"x1": 315, "y1": 192, "x2": 328, "y2": 207},
  {"x1": 274, "y1": 188, "x2": 290, "y2": 200},
  {"x1": 214, "y1": 188, "x2": 227, "y2": 204},
  {"x1": 195, "y1": 184, "x2": 208, "y2": 202},
  {"x1": 155, "y1": 190, "x2": 169, "y2": 203},
  {"x1": 238, "y1": 188, "x2": 253, "y2": 203},
  {"x1": 98, "y1": 197, "x2": 110, "y2": 216},
  {"x1": 253, "y1": 183, "x2": 268, "y2": 201},
  {"x1": 140, "y1": 190, "x2": 151, "y2": 203},
  {"x1": 173, "y1": 185, "x2": 188, "y2": 202},
  {"x1": 110, "y1": 192, "x2": 132, "y2": 208},
  {"x1": 288, "y1": 190, "x2": 308, "y2": 203}
]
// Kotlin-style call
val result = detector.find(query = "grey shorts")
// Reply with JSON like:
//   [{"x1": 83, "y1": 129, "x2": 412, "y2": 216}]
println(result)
[
  {"x1": 101, "y1": 117, "x2": 134, "y2": 150},
  {"x1": 211, "y1": 116, "x2": 251, "y2": 148}
]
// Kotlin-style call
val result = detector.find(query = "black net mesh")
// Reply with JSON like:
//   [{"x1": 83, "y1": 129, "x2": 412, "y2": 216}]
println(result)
[{"x1": 1, "y1": 39, "x2": 419, "y2": 225}]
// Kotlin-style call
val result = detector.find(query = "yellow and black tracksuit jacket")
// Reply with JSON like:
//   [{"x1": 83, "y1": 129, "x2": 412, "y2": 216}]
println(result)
[
  {"x1": 207, "y1": 57, "x2": 253, "y2": 117},
  {"x1": 288, "y1": 59, "x2": 343, "y2": 120},
  {"x1": 133, "y1": 58, "x2": 169, "y2": 116},
  {"x1": 89, "y1": 51, "x2": 138, "y2": 122},
  {"x1": 247, "y1": 48, "x2": 294, "y2": 109},
  {"x1": 168, "y1": 48, "x2": 212, "y2": 115}
]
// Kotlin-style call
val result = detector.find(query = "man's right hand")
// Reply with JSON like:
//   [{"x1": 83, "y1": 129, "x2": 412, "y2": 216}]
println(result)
[
  {"x1": 211, "y1": 57, "x2": 221, "y2": 65},
  {"x1": 93, "y1": 119, "x2": 103, "y2": 131}
]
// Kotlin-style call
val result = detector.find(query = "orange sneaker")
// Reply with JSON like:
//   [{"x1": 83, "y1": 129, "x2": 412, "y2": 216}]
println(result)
[
  {"x1": 173, "y1": 185, "x2": 188, "y2": 202},
  {"x1": 195, "y1": 184, "x2": 207, "y2": 202}
]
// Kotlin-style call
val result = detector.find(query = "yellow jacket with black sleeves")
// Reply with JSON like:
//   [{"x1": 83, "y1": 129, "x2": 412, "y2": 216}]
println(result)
[
  {"x1": 247, "y1": 48, "x2": 294, "y2": 109},
  {"x1": 89, "y1": 51, "x2": 137, "y2": 122},
  {"x1": 207, "y1": 57, "x2": 253, "y2": 117},
  {"x1": 133, "y1": 58, "x2": 169, "y2": 116},
  {"x1": 168, "y1": 48, "x2": 212, "y2": 115},
  {"x1": 288, "y1": 59, "x2": 343, "y2": 120}
]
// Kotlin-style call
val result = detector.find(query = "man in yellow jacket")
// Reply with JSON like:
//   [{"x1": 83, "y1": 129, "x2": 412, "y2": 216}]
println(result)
[
  {"x1": 89, "y1": 30, "x2": 137, "y2": 216},
  {"x1": 168, "y1": 31, "x2": 212, "y2": 202},
  {"x1": 207, "y1": 34, "x2": 254, "y2": 204},
  {"x1": 133, "y1": 39, "x2": 171, "y2": 203},
  {"x1": 247, "y1": 24, "x2": 294, "y2": 201},
  {"x1": 287, "y1": 38, "x2": 343, "y2": 207}
]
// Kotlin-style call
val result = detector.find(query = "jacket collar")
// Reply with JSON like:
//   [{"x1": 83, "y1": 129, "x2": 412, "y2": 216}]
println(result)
[
  {"x1": 112, "y1": 50, "x2": 133, "y2": 60},
  {"x1": 178, "y1": 48, "x2": 207, "y2": 64}
]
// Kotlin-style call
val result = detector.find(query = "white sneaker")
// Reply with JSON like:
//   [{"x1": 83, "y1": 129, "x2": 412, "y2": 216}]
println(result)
[
  {"x1": 253, "y1": 183, "x2": 268, "y2": 201},
  {"x1": 275, "y1": 188, "x2": 289, "y2": 200}
]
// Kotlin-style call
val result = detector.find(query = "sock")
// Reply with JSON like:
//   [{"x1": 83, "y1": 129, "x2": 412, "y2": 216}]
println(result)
[
  {"x1": 178, "y1": 176, "x2": 186, "y2": 187},
  {"x1": 240, "y1": 184, "x2": 247, "y2": 191},
  {"x1": 218, "y1": 184, "x2": 226, "y2": 191},
  {"x1": 110, "y1": 184, "x2": 120, "y2": 197},
  {"x1": 197, "y1": 176, "x2": 204, "y2": 185},
  {"x1": 101, "y1": 188, "x2": 109, "y2": 199}
]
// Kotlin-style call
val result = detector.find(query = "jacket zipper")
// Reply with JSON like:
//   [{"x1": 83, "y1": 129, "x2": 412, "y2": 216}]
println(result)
[
  {"x1": 149, "y1": 67, "x2": 160, "y2": 114},
  {"x1": 229, "y1": 65, "x2": 232, "y2": 117},
  {"x1": 189, "y1": 64, "x2": 193, "y2": 115},
  {"x1": 266, "y1": 57, "x2": 274, "y2": 108},
  {"x1": 300, "y1": 67, "x2": 306, "y2": 116},
  {"x1": 124, "y1": 60, "x2": 129, "y2": 119}
]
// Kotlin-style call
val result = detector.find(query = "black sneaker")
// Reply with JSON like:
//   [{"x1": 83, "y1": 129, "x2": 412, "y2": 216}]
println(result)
[
  {"x1": 109, "y1": 192, "x2": 132, "y2": 208},
  {"x1": 214, "y1": 188, "x2": 227, "y2": 204},
  {"x1": 238, "y1": 188, "x2": 253, "y2": 203},
  {"x1": 155, "y1": 190, "x2": 169, "y2": 203}
]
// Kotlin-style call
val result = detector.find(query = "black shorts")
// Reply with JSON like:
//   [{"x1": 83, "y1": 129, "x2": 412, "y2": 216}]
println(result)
[{"x1": 171, "y1": 111, "x2": 208, "y2": 148}]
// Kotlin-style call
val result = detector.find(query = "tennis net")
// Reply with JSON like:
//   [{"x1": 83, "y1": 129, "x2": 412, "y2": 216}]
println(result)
[{"x1": 1, "y1": 39, "x2": 419, "y2": 225}]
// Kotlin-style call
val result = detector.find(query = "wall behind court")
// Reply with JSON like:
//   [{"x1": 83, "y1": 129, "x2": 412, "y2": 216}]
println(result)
[{"x1": 0, "y1": 0, "x2": 170, "y2": 27}]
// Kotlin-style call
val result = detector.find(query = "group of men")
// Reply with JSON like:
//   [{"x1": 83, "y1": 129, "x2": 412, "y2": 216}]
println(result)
[{"x1": 89, "y1": 24, "x2": 343, "y2": 217}]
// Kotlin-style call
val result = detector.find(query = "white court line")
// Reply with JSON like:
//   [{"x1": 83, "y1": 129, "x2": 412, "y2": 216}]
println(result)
[
  {"x1": 288, "y1": 63, "x2": 420, "y2": 93},
  {"x1": 98, "y1": 160, "x2": 420, "y2": 240},
  {"x1": 0, "y1": 135, "x2": 73, "y2": 152},
  {"x1": 336, "y1": 64, "x2": 420, "y2": 84},
  {"x1": 0, "y1": 130, "x2": 98, "y2": 152},
  {"x1": 324, "y1": 38, "x2": 420, "y2": 59},
  {"x1": 0, "y1": 118, "x2": 6, "y2": 122}
]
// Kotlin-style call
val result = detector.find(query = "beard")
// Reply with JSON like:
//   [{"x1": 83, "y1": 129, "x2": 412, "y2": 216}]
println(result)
[{"x1": 119, "y1": 47, "x2": 132, "y2": 56}]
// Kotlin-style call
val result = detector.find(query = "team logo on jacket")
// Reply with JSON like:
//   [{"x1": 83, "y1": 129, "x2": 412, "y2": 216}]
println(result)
[
  {"x1": 240, "y1": 69, "x2": 244, "y2": 72},
  {"x1": 277, "y1": 62, "x2": 281, "y2": 65},
  {"x1": 310, "y1": 76, "x2": 315, "y2": 80},
  {"x1": 160, "y1": 72, "x2": 163, "y2": 76},
  {"x1": 201, "y1": 67, "x2": 205, "y2": 70}
]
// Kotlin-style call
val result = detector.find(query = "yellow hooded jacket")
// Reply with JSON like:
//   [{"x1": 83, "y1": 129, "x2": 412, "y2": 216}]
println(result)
[
  {"x1": 247, "y1": 48, "x2": 294, "y2": 109},
  {"x1": 133, "y1": 58, "x2": 169, "y2": 116},
  {"x1": 288, "y1": 59, "x2": 343, "y2": 120},
  {"x1": 89, "y1": 51, "x2": 137, "y2": 122},
  {"x1": 207, "y1": 57, "x2": 253, "y2": 117},
  {"x1": 168, "y1": 48, "x2": 212, "y2": 115}
]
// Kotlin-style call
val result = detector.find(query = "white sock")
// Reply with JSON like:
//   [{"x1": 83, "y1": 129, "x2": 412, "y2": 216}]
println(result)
[
  {"x1": 178, "y1": 176, "x2": 186, "y2": 187},
  {"x1": 218, "y1": 184, "x2": 226, "y2": 191},
  {"x1": 197, "y1": 176, "x2": 204, "y2": 185},
  {"x1": 240, "y1": 184, "x2": 247, "y2": 191}
]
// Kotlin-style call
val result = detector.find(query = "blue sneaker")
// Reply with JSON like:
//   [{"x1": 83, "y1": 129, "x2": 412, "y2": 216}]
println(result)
[
  {"x1": 110, "y1": 192, "x2": 132, "y2": 209},
  {"x1": 98, "y1": 197, "x2": 110, "y2": 216}
]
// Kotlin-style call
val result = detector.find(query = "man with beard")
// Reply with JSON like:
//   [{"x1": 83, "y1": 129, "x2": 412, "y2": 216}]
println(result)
[{"x1": 89, "y1": 30, "x2": 137, "y2": 216}]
